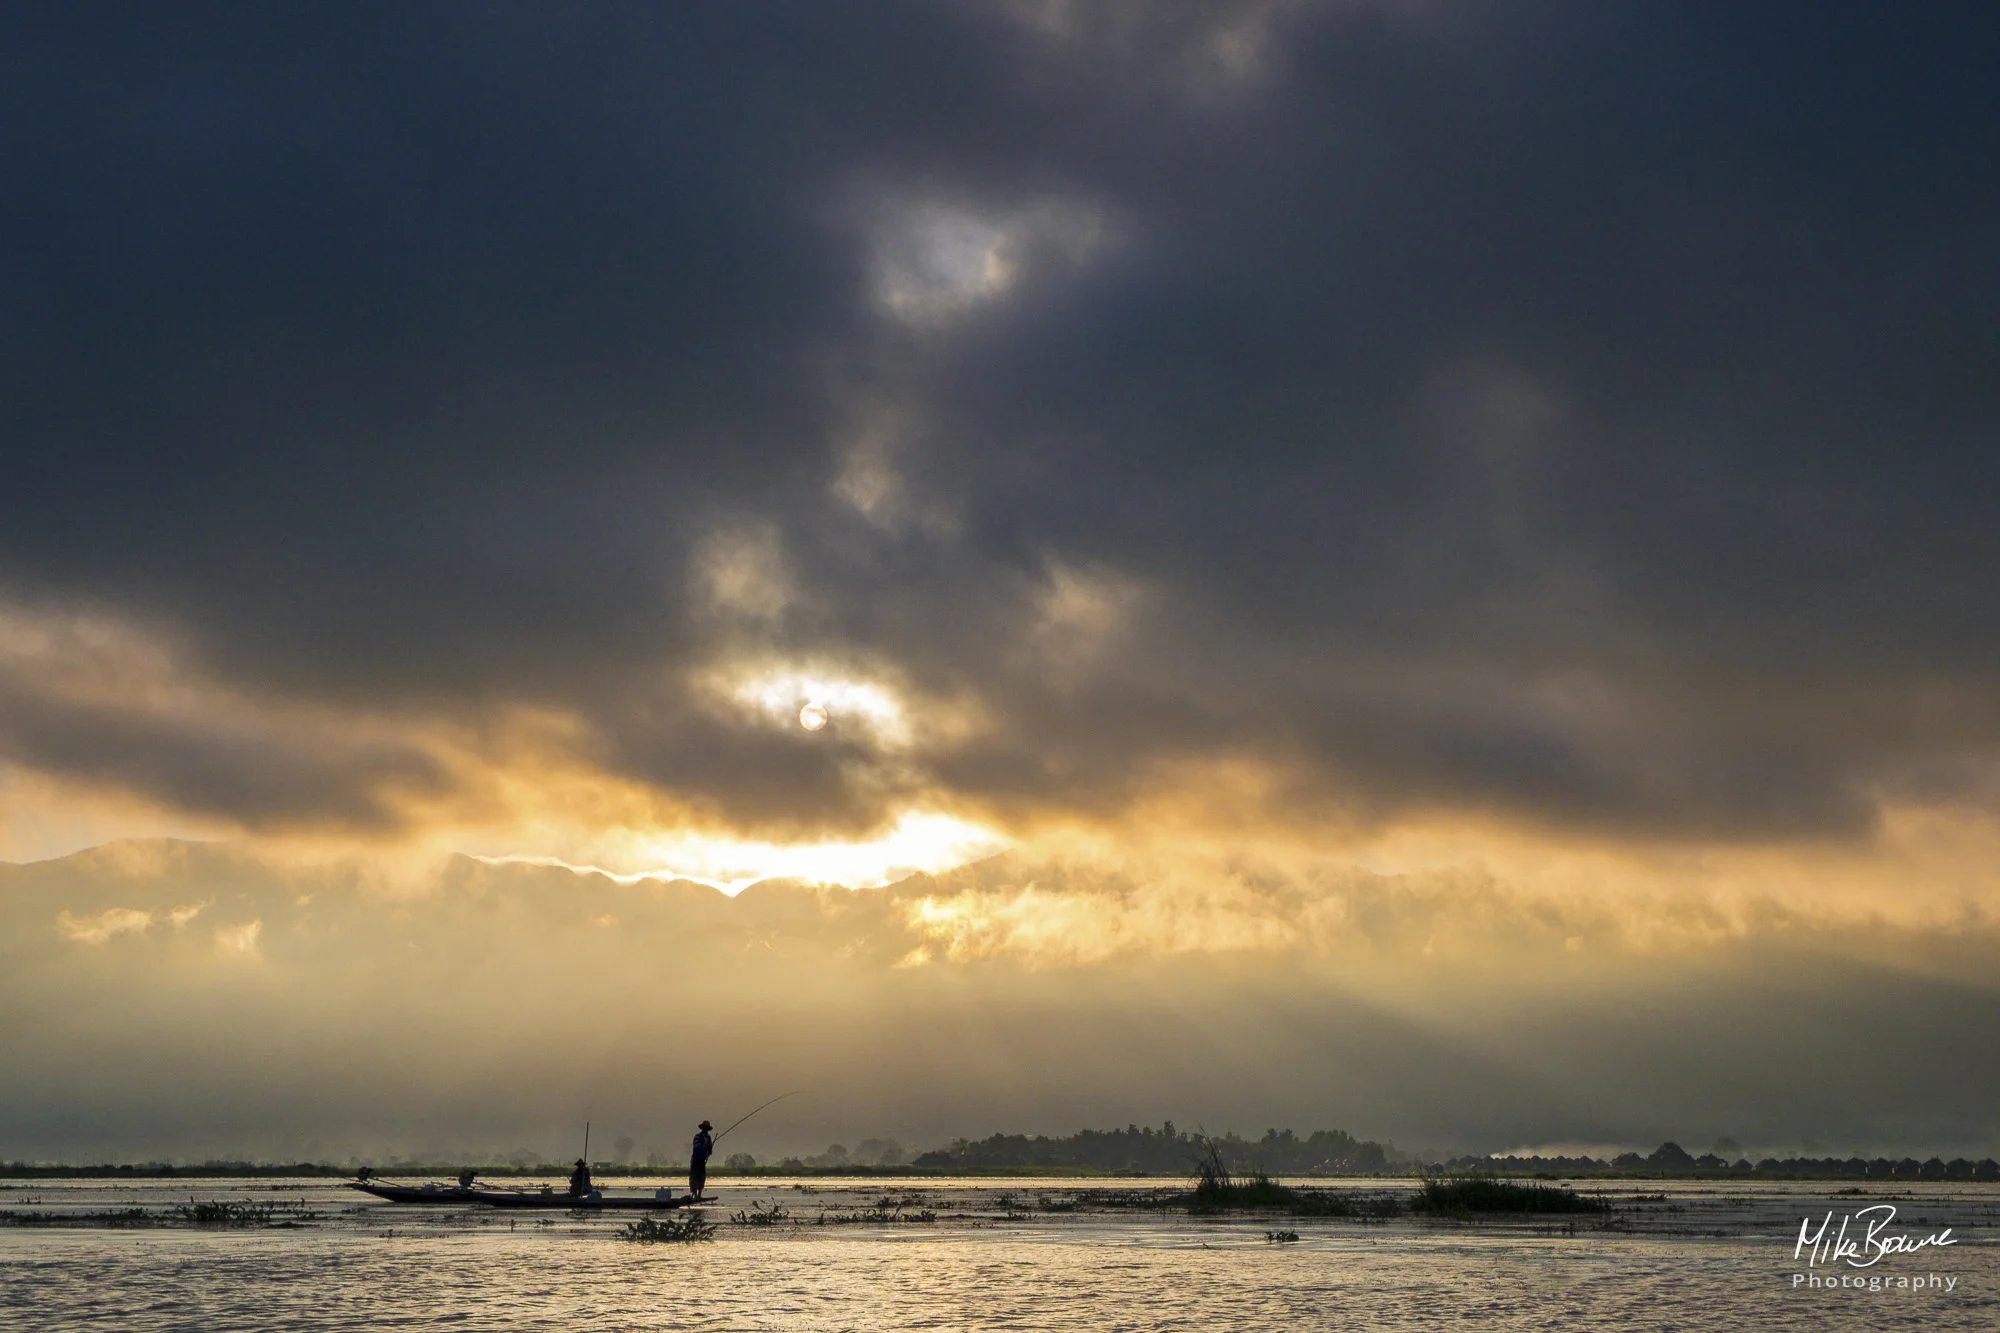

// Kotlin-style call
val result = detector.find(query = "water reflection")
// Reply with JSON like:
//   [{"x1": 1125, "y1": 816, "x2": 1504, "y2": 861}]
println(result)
[{"x1": 2, "y1": 1177, "x2": 1994, "y2": 1331}]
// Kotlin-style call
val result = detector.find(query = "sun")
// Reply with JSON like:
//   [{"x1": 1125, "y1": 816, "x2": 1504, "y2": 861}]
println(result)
[{"x1": 799, "y1": 701, "x2": 829, "y2": 731}]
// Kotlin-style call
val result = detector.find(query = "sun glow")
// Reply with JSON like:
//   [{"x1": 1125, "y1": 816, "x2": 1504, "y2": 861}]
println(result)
[
  {"x1": 718, "y1": 663, "x2": 911, "y2": 745},
  {"x1": 474, "y1": 809, "x2": 1007, "y2": 894}
]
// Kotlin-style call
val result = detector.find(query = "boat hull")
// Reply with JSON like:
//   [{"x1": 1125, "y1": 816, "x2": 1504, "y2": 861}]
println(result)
[{"x1": 347, "y1": 1181, "x2": 697, "y2": 1210}]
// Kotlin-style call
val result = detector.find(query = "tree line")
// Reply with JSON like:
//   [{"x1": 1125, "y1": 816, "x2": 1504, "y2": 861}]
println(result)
[{"x1": 909, "y1": 1123, "x2": 1400, "y2": 1174}]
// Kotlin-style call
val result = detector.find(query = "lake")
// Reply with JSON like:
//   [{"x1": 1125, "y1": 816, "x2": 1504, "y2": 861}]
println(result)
[{"x1": 3, "y1": 1176, "x2": 1994, "y2": 1330}]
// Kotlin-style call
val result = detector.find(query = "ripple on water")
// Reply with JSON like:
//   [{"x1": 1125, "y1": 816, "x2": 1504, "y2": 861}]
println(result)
[{"x1": 1, "y1": 1179, "x2": 1995, "y2": 1331}]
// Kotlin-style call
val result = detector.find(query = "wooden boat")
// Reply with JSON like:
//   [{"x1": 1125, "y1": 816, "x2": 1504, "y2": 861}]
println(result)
[{"x1": 347, "y1": 1178, "x2": 699, "y2": 1210}]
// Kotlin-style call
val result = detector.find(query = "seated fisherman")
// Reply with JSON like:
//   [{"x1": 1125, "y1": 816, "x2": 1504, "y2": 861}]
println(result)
[{"x1": 568, "y1": 1157, "x2": 593, "y2": 1197}]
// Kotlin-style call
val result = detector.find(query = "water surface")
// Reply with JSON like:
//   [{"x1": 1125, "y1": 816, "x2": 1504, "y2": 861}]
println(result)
[{"x1": 4, "y1": 1177, "x2": 1993, "y2": 1330}]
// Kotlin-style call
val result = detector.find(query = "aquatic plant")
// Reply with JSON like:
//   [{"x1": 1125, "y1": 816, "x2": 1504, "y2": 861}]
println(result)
[
  {"x1": 0, "y1": 1209, "x2": 157, "y2": 1228},
  {"x1": 1184, "y1": 1171, "x2": 1398, "y2": 1217},
  {"x1": 817, "y1": 1207, "x2": 938, "y2": 1225},
  {"x1": 1070, "y1": 1187, "x2": 1181, "y2": 1210},
  {"x1": 619, "y1": 1213, "x2": 716, "y2": 1243},
  {"x1": 172, "y1": 1200, "x2": 277, "y2": 1227},
  {"x1": 1266, "y1": 1229, "x2": 1301, "y2": 1242},
  {"x1": 1412, "y1": 1177, "x2": 1608, "y2": 1215},
  {"x1": 1188, "y1": 1137, "x2": 1345, "y2": 1215},
  {"x1": 1191, "y1": 1134, "x2": 1233, "y2": 1201},
  {"x1": 1282, "y1": 1189, "x2": 1402, "y2": 1219},
  {"x1": 730, "y1": 1201, "x2": 789, "y2": 1226},
  {"x1": 1148, "y1": 1138, "x2": 1406, "y2": 1218},
  {"x1": 1197, "y1": 1169, "x2": 1294, "y2": 1210}
]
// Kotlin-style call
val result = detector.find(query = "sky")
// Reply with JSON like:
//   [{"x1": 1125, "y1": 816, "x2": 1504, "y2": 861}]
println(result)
[{"x1": 3, "y1": 1, "x2": 1999, "y2": 1163}]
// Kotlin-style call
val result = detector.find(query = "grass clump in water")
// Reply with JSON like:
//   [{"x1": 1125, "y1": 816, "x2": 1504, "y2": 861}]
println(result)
[
  {"x1": 6, "y1": 1200, "x2": 317, "y2": 1229},
  {"x1": 1184, "y1": 1135, "x2": 1395, "y2": 1217},
  {"x1": 1071, "y1": 1187, "x2": 1182, "y2": 1211},
  {"x1": 730, "y1": 1201, "x2": 789, "y2": 1227},
  {"x1": 817, "y1": 1206, "x2": 939, "y2": 1225},
  {"x1": 172, "y1": 1200, "x2": 276, "y2": 1227},
  {"x1": 1191, "y1": 1167, "x2": 1296, "y2": 1212},
  {"x1": 620, "y1": 1213, "x2": 716, "y2": 1243},
  {"x1": 1188, "y1": 1134, "x2": 1280, "y2": 1212},
  {"x1": 1413, "y1": 1177, "x2": 1607, "y2": 1215},
  {"x1": 0, "y1": 1209, "x2": 157, "y2": 1228},
  {"x1": 1186, "y1": 1169, "x2": 1395, "y2": 1217}
]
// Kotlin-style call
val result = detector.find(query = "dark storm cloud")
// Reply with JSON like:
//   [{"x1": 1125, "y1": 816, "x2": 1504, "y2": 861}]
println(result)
[
  {"x1": 0, "y1": 686, "x2": 439, "y2": 830},
  {"x1": 4, "y1": 1, "x2": 1999, "y2": 838}
]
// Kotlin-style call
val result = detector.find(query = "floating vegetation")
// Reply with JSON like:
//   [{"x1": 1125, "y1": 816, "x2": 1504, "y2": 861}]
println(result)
[
  {"x1": 1184, "y1": 1173, "x2": 1401, "y2": 1218},
  {"x1": 1071, "y1": 1187, "x2": 1182, "y2": 1211},
  {"x1": 872, "y1": 1193, "x2": 930, "y2": 1210},
  {"x1": 1188, "y1": 1137, "x2": 1302, "y2": 1212},
  {"x1": 1184, "y1": 1137, "x2": 1399, "y2": 1218},
  {"x1": 3, "y1": 1199, "x2": 320, "y2": 1229},
  {"x1": 1192, "y1": 1135, "x2": 1234, "y2": 1202},
  {"x1": 1289, "y1": 1190, "x2": 1403, "y2": 1219},
  {"x1": 173, "y1": 1200, "x2": 278, "y2": 1227},
  {"x1": 0, "y1": 1209, "x2": 157, "y2": 1228},
  {"x1": 1191, "y1": 1168, "x2": 1297, "y2": 1213},
  {"x1": 619, "y1": 1213, "x2": 716, "y2": 1243},
  {"x1": 817, "y1": 1207, "x2": 938, "y2": 1225},
  {"x1": 730, "y1": 1201, "x2": 790, "y2": 1227},
  {"x1": 1413, "y1": 1178, "x2": 1608, "y2": 1216},
  {"x1": 1265, "y1": 1230, "x2": 1301, "y2": 1243}
]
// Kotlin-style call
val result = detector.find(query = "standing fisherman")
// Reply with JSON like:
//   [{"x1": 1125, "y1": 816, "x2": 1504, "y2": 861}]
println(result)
[{"x1": 689, "y1": 1120, "x2": 715, "y2": 1199}]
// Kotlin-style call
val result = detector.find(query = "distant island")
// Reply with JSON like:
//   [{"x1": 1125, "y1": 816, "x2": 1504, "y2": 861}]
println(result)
[
  {"x1": 881, "y1": 1127, "x2": 1999, "y2": 1182},
  {"x1": 5, "y1": 1125, "x2": 1996, "y2": 1181},
  {"x1": 905, "y1": 1124, "x2": 1391, "y2": 1174}
]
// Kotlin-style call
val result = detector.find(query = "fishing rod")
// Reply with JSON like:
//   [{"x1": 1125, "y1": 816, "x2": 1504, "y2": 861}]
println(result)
[{"x1": 714, "y1": 1090, "x2": 808, "y2": 1144}]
